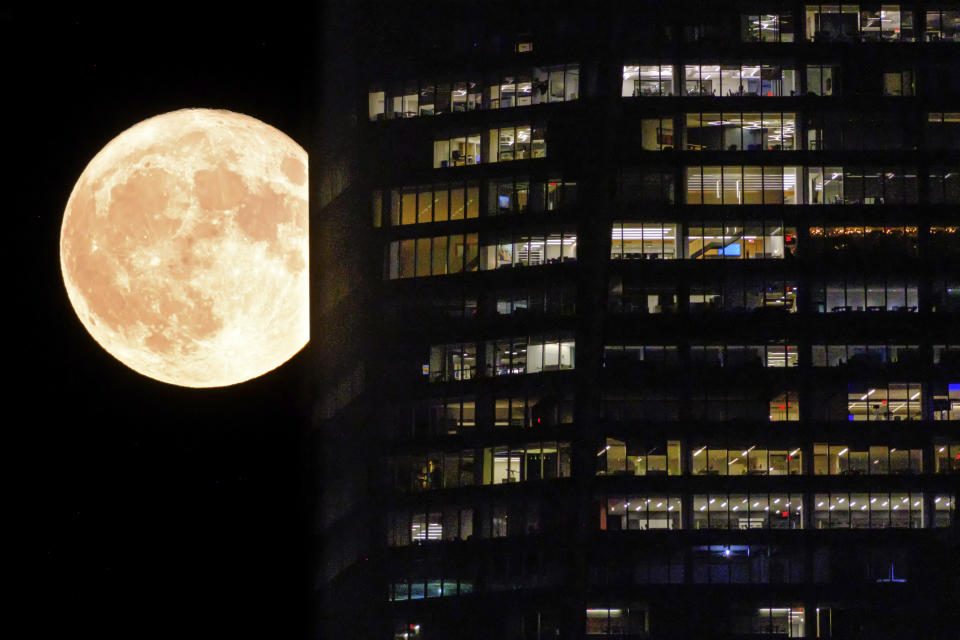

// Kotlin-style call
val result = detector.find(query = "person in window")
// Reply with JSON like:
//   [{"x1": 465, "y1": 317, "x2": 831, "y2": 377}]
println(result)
[{"x1": 428, "y1": 460, "x2": 442, "y2": 489}]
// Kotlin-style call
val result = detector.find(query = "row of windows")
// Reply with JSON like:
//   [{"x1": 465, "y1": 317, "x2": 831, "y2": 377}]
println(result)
[
  {"x1": 391, "y1": 394, "x2": 570, "y2": 439},
  {"x1": 387, "y1": 501, "x2": 543, "y2": 546},
  {"x1": 382, "y1": 277, "x2": 957, "y2": 320},
  {"x1": 604, "y1": 345, "x2": 960, "y2": 370},
  {"x1": 623, "y1": 63, "x2": 928, "y2": 98},
  {"x1": 612, "y1": 221, "x2": 795, "y2": 259},
  {"x1": 392, "y1": 381, "x2": 958, "y2": 436},
  {"x1": 600, "y1": 389, "x2": 800, "y2": 423},
  {"x1": 601, "y1": 386, "x2": 947, "y2": 423},
  {"x1": 387, "y1": 442, "x2": 572, "y2": 492},
  {"x1": 600, "y1": 492, "x2": 955, "y2": 531},
  {"x1": 388, "y1": 492, "x2": 955, "y2": 552},
  {"x1": 648, "y1": 6, "x2": 955, "y2": 44},
  {"x1": 371, "y1": 61, "x2": 950, "y2": 113},
  {"x1": 376, "y1": 167, "x2": 960, "y2": 222},
  {"x1": 610, "y1": 277, "x2": 960, "y2": 315},
  {"x1": 687, "y1": 166, "x2": 924, "y2": 205},
  {"x1": 601, "y1": 384, "x2": 959, "y2": 423},
  {"x1": 389, "y1": 284, "x2": 577, "y2": 322},
  {"x1": 808, "y1": 226, "x2": 960, "y2": 258},
  {"x1": 390, "y1": 221, "x2": 953, "y2": 279},
  {"x1": 594, "y1": 389, "x2": 788, "y2": 424},
  {"x1": 368, "y1": 64, "x2": 579, "y2": 121},
  {"x1": 621, "y1": 166, "x2": 960, "y2": 205},
  {"x1": 599, "y1": 439, "x2": 960, "y2": 476},
  {"x1": 382, "y1": 492, "x2": 953, "y2": 551},
  {"x1": 386, "y1": 231, "x2": 576, "y2": 280},
  {"x1": 590, "y1": 548, "x2": 930, "y2": 594},
  {"x1": 423, "y1": 358, "x2": 960, "y2": 422},
  {"x1": 373, "y1": 178, "x2": 578, "y2": 227},
  {"x1": 612, "y1": 224, "x2": 960, "y2": 261},
  {"x1": 426, "y1": 338, "x2": 575, "y2": 382},
  {"x1": 680, "y1": 112, "x2": 797, "y2": 150},
  {"x1": 808, "y1": 110, "x2": 960, "y2": 150},
  {"x1": 804, "y1": 4, "x2": 960, "y2": 42},
  {"x1": 641, "y1": 112, "x2": 960, "y2": 152},
  {"x1": 393, "y1": 605, "x2": 807, "y2": 639},
  {"x1": 388, "y1": 444, "x2": 958, "y2": 496},
  {"x1": 429, "y1": 341, "x2": 954, "y2": 386},
  {"x1": 605, "y1": 344, "x2": 800, "y2": 368},
  {"x1": 432, "y1": 126, "x2": 547, "y2": 168}
]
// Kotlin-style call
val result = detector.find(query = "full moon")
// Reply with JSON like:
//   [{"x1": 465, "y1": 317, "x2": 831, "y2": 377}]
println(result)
[{"x1": 60, "y1": 109, "x2": 309, "y2": 388}]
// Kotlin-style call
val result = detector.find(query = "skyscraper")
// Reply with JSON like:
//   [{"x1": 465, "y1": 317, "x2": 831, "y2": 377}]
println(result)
[{"x1": 312, "y1": 2, "x2": 960, "y2": 637}]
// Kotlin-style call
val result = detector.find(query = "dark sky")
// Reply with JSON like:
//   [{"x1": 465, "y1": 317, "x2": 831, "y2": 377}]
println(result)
[{"x1": 15, "y1": 8, "x2": 315, "y2": 637}]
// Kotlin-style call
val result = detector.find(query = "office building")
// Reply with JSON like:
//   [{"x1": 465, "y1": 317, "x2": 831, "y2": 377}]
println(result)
[{"x1": 312, "y1": 2, "x2": 960, "y2": 637}]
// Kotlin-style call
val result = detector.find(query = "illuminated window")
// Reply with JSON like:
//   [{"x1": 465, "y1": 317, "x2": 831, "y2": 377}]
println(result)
[
  {"x1": 685, "y1": 221, "x2": 797, "y2": 258},
  {"x1": 601, "y1": 495, "x2": 683, "y2": 530},
  {"x1": 486, "y1": 125, "x2": 547, "y2": 162},
  {"x1": 692, "y1": 494, "x2": 804, "y2": 530},
  {"x1": 387, "y1": 182, "x2": 480, "y2": 225},
  {"x1": 932, "y1": 384, "x2": 960, "y2": 421},
  {"x1": 640, "y1": 118, "x2": 674, "y2": 150},
  {"x1": 368, "y1": 64, "x2": 578, "y2": 121},
  {"x1": 846, "y1": 383, "x2": 922, "y2": 421},
  {"x1": 742, "y1": 13, "x2": 795, "y2": 42},
  {"x1": 427, "y1": 343, "x2": 477, "y2": 382},
  {"x1": 687, "y1": 389, "x2": 799, "y2": 422},
  {"x1": 688, "y1": 275, "x2": 798, "y2": 314},
  {"x1": 933, "y1": 495, "x2": 955, "y2": 527},
  {"x1": 686, "y1": 167, "x2": 800, "y2": 204},
  {"x1": 737, "y1": 607, "x2": 805, "y2": 637},
  {"x1": 684, "y1": 63, "x2": 798, "y2": 97},
  {"x1": 813, "y1": 492, "x2": 924, "y2": 528},
  {"x1": 486, "y1": 336, "x2": 575, "y2": 375},
  {"x1": 388, "y1": 579, "x2": 472, "y2": 601},
  {"x1": 812, "y1": 279, "x2": 919, "y2": 313},
  {"x1": 487, "y1": 177, "x2": 576, "y2": 215},
  {"x1": 925, "y1": 9, "x2": 960, "y2": 41},
  {"x1": 387, "y1": 233, "x2": 479, "y2": 279},
  {"x1": 812, "y1": 443, "x2": 922, "y2": 475},
  {"x1": 685, "y1": 112, "x2": 796, "y2": 151},
  {"x1": 585, "y1": 606, "x2": 648, "y2": 637},
  {"x1": 692, "y1": 546, "x2": 804, "y2": 584},
  {"x1": 482, "y1": 442, "x2": 572, "y2": 484},
  {"x1": 928, "y1": 166, "x2": 960, "y2": 203},
  {"x1": 598, "y1": 438, "x2": 681, "y2": 476},
  {"x1": 433, "y1": 134, "x2": 482, "y2": 167},
  {"x1": 428, "y1": 397, "x2": 476, "y2": 434},
  {"x1": 689, "y1": 343, "x2": 798, "y2": 368},
  {"x1": 691, "y1": 445, "x2": 802, "y2": 476},
  {"x1": 811, "y1": 344, "x2": 919, "y2": 367},
  {"x1": 622, "y1": 64, "x2": 674, "y2": 97},
  {"x1": 805, "y1": 64, "x2": 840, "y2": 95},
  {"x1": 611, "y1": 222, "x2": 679, "y2": 259},
  {"x1": 882, "y1": 69, "x2": 915, "y2": 96},
  {"x1": 805, "y1": 5, "x2": 913, "y2": 42}
]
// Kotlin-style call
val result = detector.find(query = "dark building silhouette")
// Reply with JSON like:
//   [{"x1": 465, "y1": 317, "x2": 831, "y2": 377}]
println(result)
[{"x1": 311, "y1": 2, "x2": 960, "y2": 638}]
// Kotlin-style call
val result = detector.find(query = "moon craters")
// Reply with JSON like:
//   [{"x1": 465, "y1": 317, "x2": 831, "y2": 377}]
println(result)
[{"x1": 60, "y1": 108, "x2": 309, "y2": 388}]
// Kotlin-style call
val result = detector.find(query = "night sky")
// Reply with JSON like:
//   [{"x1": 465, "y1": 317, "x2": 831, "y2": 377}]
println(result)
[{"x1": 18, "y1": 8, "x2": 315, "y2": 637}]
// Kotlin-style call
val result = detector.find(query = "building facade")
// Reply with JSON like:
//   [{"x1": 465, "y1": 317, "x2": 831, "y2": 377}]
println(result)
[{"x1": 313, "y1": 2, "x2": 960, "y2": 638}]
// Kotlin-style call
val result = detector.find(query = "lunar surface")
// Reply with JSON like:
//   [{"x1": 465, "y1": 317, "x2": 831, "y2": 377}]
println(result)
[{"x1": 60, "y1": 109, "x2": 309, "y2": 388}]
